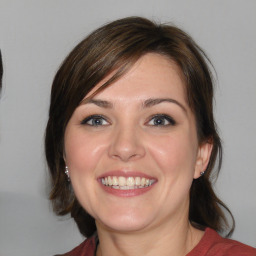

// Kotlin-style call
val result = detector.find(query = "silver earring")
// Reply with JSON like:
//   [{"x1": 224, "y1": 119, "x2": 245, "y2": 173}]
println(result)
[
  {"x1": 200, "y1": 171, "x2": 205, "y2": 176},
  {"x1": 65, "y1": 166, "x2": 70, "y2": 181}
]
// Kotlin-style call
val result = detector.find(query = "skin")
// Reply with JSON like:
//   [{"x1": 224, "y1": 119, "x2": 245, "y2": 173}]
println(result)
[{"x1": 64, "y1": 53, "x2": 213, "y2": 256}]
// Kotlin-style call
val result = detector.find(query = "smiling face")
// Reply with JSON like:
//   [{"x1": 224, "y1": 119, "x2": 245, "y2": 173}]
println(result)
[{"x1": 64, "y1": 53, "x2": 212, "y2": 233}]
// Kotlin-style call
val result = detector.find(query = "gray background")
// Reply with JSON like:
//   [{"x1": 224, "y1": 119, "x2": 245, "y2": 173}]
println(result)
[{"x1": 0, "y1": 0, "x2": 255, "y2": 255}]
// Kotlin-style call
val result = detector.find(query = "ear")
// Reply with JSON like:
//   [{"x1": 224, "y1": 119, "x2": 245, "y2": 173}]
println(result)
[{"x1": 194, "y1": 140, "x2": 213, "y2": 179}]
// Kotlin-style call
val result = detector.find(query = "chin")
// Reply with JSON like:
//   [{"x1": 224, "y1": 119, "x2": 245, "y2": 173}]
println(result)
[{"x1": 96, "y1": 210, "x2": 153, "y2": 233}]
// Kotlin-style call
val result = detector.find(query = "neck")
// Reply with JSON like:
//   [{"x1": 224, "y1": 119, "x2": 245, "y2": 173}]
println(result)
[{"x1": 95, "y1": 217, "x2": 204, "y2": 256}]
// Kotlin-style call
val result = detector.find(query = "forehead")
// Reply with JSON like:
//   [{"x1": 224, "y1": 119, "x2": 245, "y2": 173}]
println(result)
[{"x1": 84, "y1": 53, "x2": 187, "y2": 104}]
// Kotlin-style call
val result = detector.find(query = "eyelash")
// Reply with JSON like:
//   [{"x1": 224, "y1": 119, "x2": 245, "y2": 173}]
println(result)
[
  {"x1": 80, "y1": 114, "x2": 176, "y2": 127},
  {"x1": 80, "y1": 115, "x2": 109, "y2": 126},
  {"x1": 147, "y1": 114, "x2": 176, "y2": 126}
]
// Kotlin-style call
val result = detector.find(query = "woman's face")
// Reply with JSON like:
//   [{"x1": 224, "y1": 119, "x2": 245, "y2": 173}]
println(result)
[{"x1": 64, "y1": 53, "x2": 211, "y2": 233}]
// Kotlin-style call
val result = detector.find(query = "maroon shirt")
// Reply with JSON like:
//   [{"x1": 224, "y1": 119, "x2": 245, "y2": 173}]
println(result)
[{"x1": 58, "y1": 228, "x2": 256, "y2": 256}]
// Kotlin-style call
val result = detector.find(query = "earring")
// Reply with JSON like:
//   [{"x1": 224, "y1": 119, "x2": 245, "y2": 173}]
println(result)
[
  {"x1": 65, "y1": 166, "x2": 70, "y2": 181},
  {"x1": 200, "y1": 171, "x2": 205, "y2": 176}
]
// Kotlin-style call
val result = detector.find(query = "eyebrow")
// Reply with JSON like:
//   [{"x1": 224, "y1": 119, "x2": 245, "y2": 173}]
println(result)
[
  {"x1": 143, "y1": 98, "x2": 187, "y2": 113},
  {"x1": 80, "y1": 97, "x2": 187, "y2": 113},
  {"x1": 80, "y1": 99, "x2": 113, "y2": 108}
]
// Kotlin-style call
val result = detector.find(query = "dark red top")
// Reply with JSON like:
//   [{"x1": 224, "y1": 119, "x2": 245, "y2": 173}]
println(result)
[
  {"x1": 187, "y1": 228, "x2": 256, "y2": 256},
  {"x1": 59, "y1": 228, "x2": 256, "y2": 256}
]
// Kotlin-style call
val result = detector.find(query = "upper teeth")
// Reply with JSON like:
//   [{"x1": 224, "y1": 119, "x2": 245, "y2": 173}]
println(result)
[{"x1": 101, "y1": 176, "x2": 155, "y2": 189}]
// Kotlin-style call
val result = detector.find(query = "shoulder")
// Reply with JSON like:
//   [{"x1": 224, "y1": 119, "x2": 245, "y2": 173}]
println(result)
[
  {"x1": 188, "y1": 228, "x2": 256, "y2": 256},
  {"x1": 54, "y1": 235, "x2": 97, "y2": 256}
]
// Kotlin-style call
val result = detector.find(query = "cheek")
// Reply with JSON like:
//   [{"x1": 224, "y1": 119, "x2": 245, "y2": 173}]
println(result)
[
  {"x1": 64, "y1": 129, "x2": 109, "y2": 213},
  {"x1": 64, "y1": 129, "x2": 107, "y2": 176},
  {"x1": 147, "y1": 132, "x2": 198, "y2": 176}
]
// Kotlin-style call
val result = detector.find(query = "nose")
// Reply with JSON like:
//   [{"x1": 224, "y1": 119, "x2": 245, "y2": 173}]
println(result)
[{"x1": 108, "y1": 125, "x2": 145, "y2": 162}]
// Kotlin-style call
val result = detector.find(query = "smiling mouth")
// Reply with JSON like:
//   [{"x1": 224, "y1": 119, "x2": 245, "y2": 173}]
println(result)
[{"x1": 100, "y1": 176, "x2": 156, "y2": 190}]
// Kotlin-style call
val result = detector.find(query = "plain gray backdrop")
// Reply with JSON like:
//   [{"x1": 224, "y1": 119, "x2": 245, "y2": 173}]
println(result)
[{"x1": 0, "y1": 1, "x2": 255, "y2": 255}]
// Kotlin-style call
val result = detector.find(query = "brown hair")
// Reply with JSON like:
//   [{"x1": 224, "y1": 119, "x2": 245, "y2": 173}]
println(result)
[{"x1": 45, "y1": 16, "x2": 234, "y2": 237}]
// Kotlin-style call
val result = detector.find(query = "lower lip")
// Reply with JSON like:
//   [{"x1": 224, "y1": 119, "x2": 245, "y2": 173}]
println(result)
[{"x1": 98, "y1": 182, "x2": 156, "y2": 197}]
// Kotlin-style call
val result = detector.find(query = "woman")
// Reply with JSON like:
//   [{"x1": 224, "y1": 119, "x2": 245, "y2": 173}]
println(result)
[{"x1": 45, "y1": 17, "x2": 256, "y2": 256}]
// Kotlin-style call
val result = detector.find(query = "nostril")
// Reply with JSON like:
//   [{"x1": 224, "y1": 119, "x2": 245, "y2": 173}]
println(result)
[{"x1": 111, "y1": 152, "x2": 140, "y2": 162}]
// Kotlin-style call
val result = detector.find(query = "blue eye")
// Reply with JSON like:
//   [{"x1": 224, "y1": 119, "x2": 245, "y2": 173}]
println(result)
[
  {"x1": 148, "y1": 114, "x2": 176, "y2": 126},
  {"x1": 81, "y1": 115, "x2": 109, "y2": 126}
]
